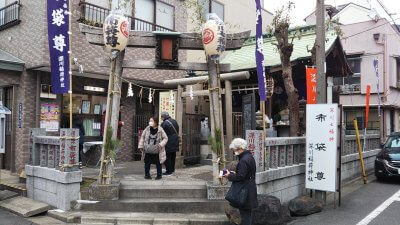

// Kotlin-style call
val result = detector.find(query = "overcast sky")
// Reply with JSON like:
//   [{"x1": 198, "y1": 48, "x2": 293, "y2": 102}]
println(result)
[{"x1": 264, "y1": 0, "x2": 400, "y2": 26}]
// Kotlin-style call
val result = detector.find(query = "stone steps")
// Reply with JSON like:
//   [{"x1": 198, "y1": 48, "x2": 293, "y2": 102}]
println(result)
[
  {"x1": 76, "y1": 198, "x2": 228, "y2": 214},
  {"x1": 79, "y1": 212, "x2": 229, "y2": 225},
  {"x1": 120, "y1": 184, "x2": 207, "y2": 199}
]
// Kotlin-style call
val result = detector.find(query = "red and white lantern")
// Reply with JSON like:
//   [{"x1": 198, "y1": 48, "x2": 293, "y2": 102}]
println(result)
[
  {"x1": 103, "y1": 12, "x2": 129, "y2": 52},
  {"x1": 202, "y1": 13, "x2": 226, "y2": 60}
]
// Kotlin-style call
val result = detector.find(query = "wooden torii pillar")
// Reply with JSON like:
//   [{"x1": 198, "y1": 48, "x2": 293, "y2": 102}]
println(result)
[{"x1": 79, "y1": 23, "x2": 250, "y2": 180}]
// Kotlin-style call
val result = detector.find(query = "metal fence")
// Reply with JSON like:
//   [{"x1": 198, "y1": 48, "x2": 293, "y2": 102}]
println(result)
[
  {"x1": 78, "y1": 1, "x2": 173, "y2": 32},
  {"x1": 263, "y1": 134, "x2": 381, "y2": 171},
  {"x1": 0, "y1": 1, "x2": 20, "y2": 30},
  {"x1": 232, "y1": 112, "x2": 243, "y2": 138}
]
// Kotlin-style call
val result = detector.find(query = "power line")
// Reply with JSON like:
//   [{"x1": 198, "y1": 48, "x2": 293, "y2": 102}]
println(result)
[{"x1": 342, "y1": 17, "x2": 400, "y2": 40}]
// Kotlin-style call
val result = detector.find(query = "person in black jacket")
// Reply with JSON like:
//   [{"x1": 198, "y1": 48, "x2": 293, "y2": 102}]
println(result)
[
  {"x1": 224, "y1": 138, "x2": 258, "y2": 225},
  {"x1": 160, "y1": 112, "x2": 179, "y2": 175}
]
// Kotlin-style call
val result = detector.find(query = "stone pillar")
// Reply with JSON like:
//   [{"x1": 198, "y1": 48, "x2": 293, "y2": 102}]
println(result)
[
  {"x1": 175, "y1": 85, "x2": 184, "y2": 168},
  {"x1": 224, "y1": 80, "x2": 233, "y2": 161}
]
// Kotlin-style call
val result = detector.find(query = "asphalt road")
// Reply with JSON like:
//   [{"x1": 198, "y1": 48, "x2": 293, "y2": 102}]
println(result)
[
  {"x1": 291, "y1": 178, "x2": 400, "y2": 225},
  {"x1": 0, "y1": 209, "x2": 32, "y2": 225}
]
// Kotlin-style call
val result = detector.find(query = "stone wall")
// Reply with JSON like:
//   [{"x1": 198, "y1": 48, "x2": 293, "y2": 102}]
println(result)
[
  {"x1": 256, "y1": 149, "x2": 380, "y2": 203},
  {"x1": 25, "y1": 165, "x2": 82, "y2": 211}
]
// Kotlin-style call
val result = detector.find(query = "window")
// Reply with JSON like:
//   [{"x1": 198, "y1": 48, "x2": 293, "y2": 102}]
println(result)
[
  {"x1": 156, "y1": 1, "x2": 174, "y2": 30},
  {"x1": 198, "y1": 0, "x2": 225, "y2": 21},
  {"x1": 135, "y1": 0, "x2": 175, "y2": 30},
  {"x1": 396, "y1": 58, "x2": 400, "y2": 88},
  {"x1": 347, "y1": 58, "x2": 361, "y2": 76},
  {"x1": 135, "y1": 0, "x2": 155, "y2": 23}
]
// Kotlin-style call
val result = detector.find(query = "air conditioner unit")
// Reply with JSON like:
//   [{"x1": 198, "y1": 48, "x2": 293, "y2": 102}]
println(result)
[
  {"x1": 373, "y1": 33, "x2": 384, "y2": 44},
  {"x1": 40, "y1": 84, "x2": 57, "y2": 99}
]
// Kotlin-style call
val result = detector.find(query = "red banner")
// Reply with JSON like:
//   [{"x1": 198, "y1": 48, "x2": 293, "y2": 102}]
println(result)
[
  {"x1": 306, "y1": 67, "x2": 317, "y2": 104},
  {"x1": 365, "y1": 85, "x2": 371, "y2": 128}
]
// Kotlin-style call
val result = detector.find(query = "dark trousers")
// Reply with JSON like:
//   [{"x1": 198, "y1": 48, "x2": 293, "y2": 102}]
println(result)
[
  {"x1": 239, "y1": 209, "x2": 252, "y2": 225},
  {"x1": 165, "y1": 151, "x2": 176, "y2": 173},
  {"x1": 145, "y1": 161, "x2": 162, "y2": 177}
]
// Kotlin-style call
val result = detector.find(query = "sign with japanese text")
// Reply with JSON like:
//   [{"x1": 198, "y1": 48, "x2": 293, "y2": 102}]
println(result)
[
  {"x1": 255, "y1": 0, "x2": 266, "y2": 101},
  {"x1": 40, "y1": 103, "x2": 60, "y2": 132},
  {"x1": 306, "y1": 104, "x2": 338, "y2": 192},
  {"x1": 246, "y1": 130, "x2": 264, "y2": 172},
  {"x1": 59, "y1": 128, "x2": 79, "y2": 166},
  {"x1": 159, "y1": 91, "x2": 176, "y2": 120},
  {"x1": 202, "y1": 13, "x2": 226, "y2": 60},
  {"x1": 306, "y1": 67, "x2": 317, "y2": 104},
  {"x1": 103, "y1": 13, "x2": 129, "y2": 52},
  {"x1": 47, "y1": 0, "x2": 70, "y2": 94}
]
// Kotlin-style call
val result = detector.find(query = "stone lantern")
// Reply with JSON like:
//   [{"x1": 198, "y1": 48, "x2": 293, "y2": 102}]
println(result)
[{"x1": 0, "y1": 101, "x2": 11, "y2": 154}]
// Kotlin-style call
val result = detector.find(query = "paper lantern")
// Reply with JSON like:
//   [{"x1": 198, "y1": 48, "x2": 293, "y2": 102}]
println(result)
[
  {"x1": 202, "y1": 13, "x2": 226, "y2": 60},
  {"x1": 103, "y1": 12, "x2": 129, "y2": 52}
]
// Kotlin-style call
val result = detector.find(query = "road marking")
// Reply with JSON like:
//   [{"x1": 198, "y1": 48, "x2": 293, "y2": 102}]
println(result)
[{"x1": 356, "y1": 189, "x2": 400, "y2": 225}]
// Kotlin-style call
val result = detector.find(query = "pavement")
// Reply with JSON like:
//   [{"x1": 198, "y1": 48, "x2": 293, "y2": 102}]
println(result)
[{"x1": 290, "y1": 177, "x2": 400, "y2": 225}]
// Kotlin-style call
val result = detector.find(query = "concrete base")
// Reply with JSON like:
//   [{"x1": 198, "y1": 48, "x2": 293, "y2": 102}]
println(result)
[
  {"x1": 175, "y1": 156, "x2": 184, "y2": 169},
  {"x1": 0, "y1": 190, "x2": 19, "y2": 201},
  {"x1": 0, "y1": 196, "x2": 50, "y2": 217},
  {"x1": 25, "y1": 165, "x2": 82, "y2": 211},
  {"x1": 206, "y1": 182, "x2": 231, "y2": 200},
  {"x1": 89, "y1": 181, "x2": 120, "y2": 201}
]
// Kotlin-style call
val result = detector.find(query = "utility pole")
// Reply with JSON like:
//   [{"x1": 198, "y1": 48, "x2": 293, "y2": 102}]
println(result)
[{"x1": 315, "y1": 0, "x2": 326, "y2": 203}]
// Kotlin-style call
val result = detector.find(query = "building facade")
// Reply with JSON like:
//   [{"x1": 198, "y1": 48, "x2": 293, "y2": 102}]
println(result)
[
  {"x1": 304, "y1": 4, "x2": 400, "y2": 138},
  {"x1": 0, "y1": 0, "x2": 187, "y2": 173}
]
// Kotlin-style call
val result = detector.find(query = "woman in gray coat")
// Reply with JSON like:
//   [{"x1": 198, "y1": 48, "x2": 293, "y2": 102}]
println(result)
[{"x1": 138, "y1": 117, "x2": 167, "y2": 180}]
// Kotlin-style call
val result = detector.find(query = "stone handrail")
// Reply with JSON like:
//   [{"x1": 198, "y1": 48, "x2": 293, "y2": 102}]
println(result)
[{"x1": 263, "y1": 134, "x2": 381, "y2": 171}]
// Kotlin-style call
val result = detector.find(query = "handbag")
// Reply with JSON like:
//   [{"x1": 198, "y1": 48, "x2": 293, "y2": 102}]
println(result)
[{"x1": 225, "y1": 180, "x2": 250, "y2": 208}]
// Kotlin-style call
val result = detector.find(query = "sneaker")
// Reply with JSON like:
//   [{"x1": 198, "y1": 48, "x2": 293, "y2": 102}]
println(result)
[
  {"x1": 144, "y1": 175, "x2": 152, "y2": 180},
  {"x1": 163, "y1": 172, "x2": 173, "y2": 176},
  {"x1": 155, "y1": 176, "x2": 162, "y2": 180}
]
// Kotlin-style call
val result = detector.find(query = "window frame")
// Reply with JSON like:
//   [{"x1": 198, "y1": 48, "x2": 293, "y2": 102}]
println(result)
[
  {"x1": 346, "y1": 57, "x2": 361, "y2": 77},
  {"x1": 155, "y1": 0, "x2": 175, "y2": 30},
  {"x1": 211, "y1": 0, "x2": 224, "y2": 21}
]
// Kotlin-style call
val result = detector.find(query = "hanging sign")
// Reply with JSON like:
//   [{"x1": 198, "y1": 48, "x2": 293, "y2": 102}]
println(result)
[
  {"x1": 246, "y1": 130, "x2": 264, "y2": 172},
  {"x1": 159, "y1": 91, "x2": 176, "y2": 120},
  {"x1": 365, "y1": 85, "x2": 371, "y2": 128},
  {"x1": 103, "y1": 12, "x2": 129, "y2": 52},
  {"x1": 306, "y1": 104, "x2": 338, "y2": 192},
  {"x1": 255, "y1": 0, "x2": 266, "y2": 101},
  {"x1": 373, "y1": 58, "x2": 381, "y2": 116},
  {"x1": 202, "y1": 13, "x2": 226, "y2": 60},
  {"x1": 47, "y1": 0, "x2": 70, "y2": 94},
  {"x1": 306, "y1": 67, "x2": 317, "y2": 104}
]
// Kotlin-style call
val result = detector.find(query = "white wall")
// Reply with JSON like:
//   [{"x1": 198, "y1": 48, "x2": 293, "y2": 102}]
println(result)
[{"x1": 333, "y1": 5, "x2": 372, "y2": 25}]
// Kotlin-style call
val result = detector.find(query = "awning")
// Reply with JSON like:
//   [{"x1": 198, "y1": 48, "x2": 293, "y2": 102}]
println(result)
[
  {"x1": 0, "y1": 49, "x2": 24, "y2": 72},
  {"x1": 0, "y1": 101, "x2": 11, "y2": 115}
]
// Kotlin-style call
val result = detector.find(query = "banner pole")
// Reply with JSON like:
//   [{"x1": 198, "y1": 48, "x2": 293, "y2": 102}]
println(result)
[
  {"x1": 261, "y1": 101, "x2": 266, "y2": 170},
  {"x1": 68, "y1": 0, "x2": 73, "y2": 129}
]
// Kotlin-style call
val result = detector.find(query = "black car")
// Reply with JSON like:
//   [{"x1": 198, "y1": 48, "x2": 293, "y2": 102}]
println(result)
[{"x1": 375, "y1": 132, "x2": 400, "y2": 180}]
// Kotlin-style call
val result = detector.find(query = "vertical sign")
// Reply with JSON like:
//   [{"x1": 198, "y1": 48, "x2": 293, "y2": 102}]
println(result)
[
  {"x1": 18, "y1": 103, "x2": 22, "y2": 128},
  {"x1": 246, "y1": 130, "x2": 264, "y2": 172},
  {"x1": 159, "y1": 91, "x2": 176, "y2": 119},
  {"x1": 306, "y1": 67, "x2": 317, "y2": 104},
  {"x1": 59, "y1": 128, "x2": 79, "y2": 165},
  {"x1": 59, "y1": 129, "x2": 67, "y2": 165},
  {"x1": 47, "y1": 0, "x2": 70, "y2": 94},
  {"x1": 373, "y1": 58, "x2": 381, "y2": 116},
  {"x1": 255, "y1": 0, "x2": 266, "y2": 101},
  {"x1": 365, "y1": 85, "x2": 371, "y2": 128},
  {"x1": 306, "y1": 104, "x2": 338, "y2": 192},
  {"x1": 242, "y1": 93, "x2": 256, "y2": 137}
]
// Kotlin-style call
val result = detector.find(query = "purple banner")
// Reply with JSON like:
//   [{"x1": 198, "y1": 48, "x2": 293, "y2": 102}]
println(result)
[
  {"x1": 373, "y1": 58, "x2": 381, "y2": 116},
  {"x1": 255, "y1": 0, "x2": 266, "y2": 101},
  {"x1": 47, "y1": 0, "x2": 70, "y2": 94}
]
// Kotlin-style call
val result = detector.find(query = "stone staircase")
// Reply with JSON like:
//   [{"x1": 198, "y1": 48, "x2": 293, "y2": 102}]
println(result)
[{"x1": 68, "y1": 180, "x2": 230, "y2": 225}]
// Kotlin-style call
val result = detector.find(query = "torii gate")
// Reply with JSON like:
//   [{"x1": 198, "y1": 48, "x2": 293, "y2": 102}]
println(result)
[{"x1": 79, "y1": 23, "x2": 250, "y2": 183}]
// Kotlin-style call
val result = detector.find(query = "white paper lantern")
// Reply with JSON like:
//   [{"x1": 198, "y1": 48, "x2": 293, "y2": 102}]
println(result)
[
  {"x1": 103, "y1": 12, "x2": 129, "y2": 52},
  {"x1": 202, "y1": 13, "x2": 226, "y2": 60}
]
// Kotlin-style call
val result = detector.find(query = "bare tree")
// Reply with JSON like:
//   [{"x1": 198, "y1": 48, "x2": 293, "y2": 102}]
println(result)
[{"x1": 270, "y1": 2, "x2": 300, "y2": 136}]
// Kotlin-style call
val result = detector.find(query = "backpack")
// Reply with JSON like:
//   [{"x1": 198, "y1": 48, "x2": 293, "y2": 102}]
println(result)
[{"x1": 144, "y1": 132, "x2": 159, "y2": 154}]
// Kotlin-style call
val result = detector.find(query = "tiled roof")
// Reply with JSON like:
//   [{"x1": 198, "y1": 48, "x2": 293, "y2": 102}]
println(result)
[{"x1": 221, "y1": 26, "x2": 338, "y2": 72}]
